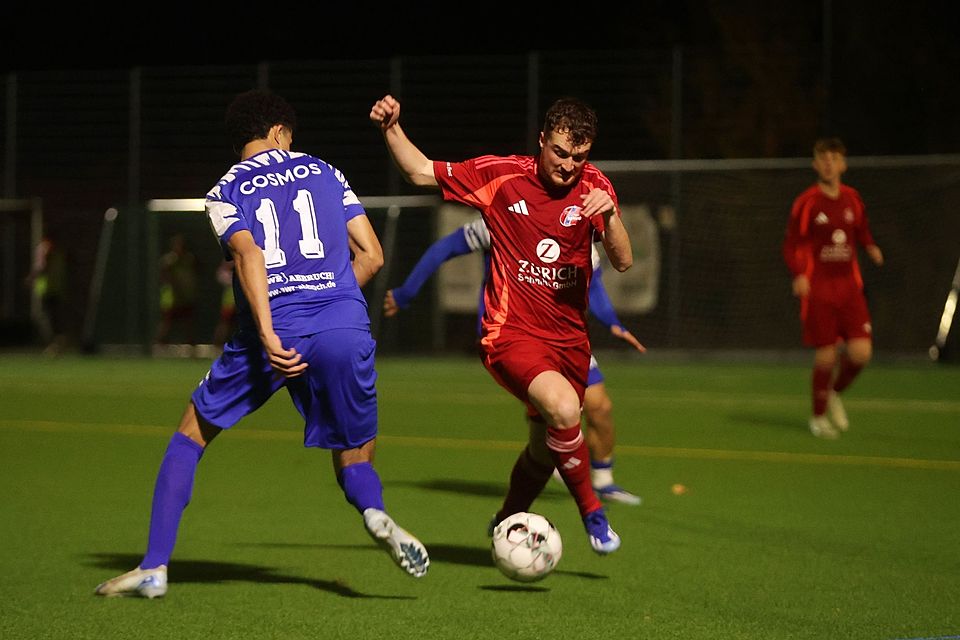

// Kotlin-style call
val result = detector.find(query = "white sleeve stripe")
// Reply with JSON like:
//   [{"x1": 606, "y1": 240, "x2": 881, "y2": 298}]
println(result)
[{"x1": 206, "y1": 200, "x2": 240, "y2": 237}]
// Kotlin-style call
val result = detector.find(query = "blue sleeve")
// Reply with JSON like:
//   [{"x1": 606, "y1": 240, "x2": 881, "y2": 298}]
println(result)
[
  {"x1": 391, "y1": 228, "x2": 474, "y2": 309},
  {"x1": 588, "y1": 265, "x2": 623, "y2": 330}
]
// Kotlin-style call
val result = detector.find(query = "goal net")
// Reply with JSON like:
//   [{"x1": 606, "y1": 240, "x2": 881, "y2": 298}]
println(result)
[
  {"x1": 591, "y1": 156, "x2": 960, "y2": 356},
  {"x1": 85, "y1": 154, "x2": 960, "y2": 360}
]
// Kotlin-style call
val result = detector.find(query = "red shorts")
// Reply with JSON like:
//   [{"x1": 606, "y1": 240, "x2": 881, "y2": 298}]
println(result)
[
  {"x1": 801, "y1": 280, "x2": 872, "y2": 347},
  {"x1": 480, "y1": 332, "x2": 590, "y2": 417}
]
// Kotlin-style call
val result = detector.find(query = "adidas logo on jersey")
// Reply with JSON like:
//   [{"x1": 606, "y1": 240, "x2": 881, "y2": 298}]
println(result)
[
  {"x1": 814, "y1": 212, "x2": 829, "y2": 224},
  {"x1": 507, "y1": 200, "x2": 529, "y2": 215}
]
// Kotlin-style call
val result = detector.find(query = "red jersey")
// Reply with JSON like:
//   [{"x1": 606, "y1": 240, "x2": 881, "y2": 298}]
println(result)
[
  {"x1": 783, "y1": 183, "x2": 876, "y2": 287},
  {"x1": 433, "y1": 155, "x2": 618, "y2": 348}
]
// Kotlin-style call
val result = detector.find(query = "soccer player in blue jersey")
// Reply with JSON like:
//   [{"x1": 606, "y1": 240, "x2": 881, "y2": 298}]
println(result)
[
  {"x1": 95, "y1": 90, "x2": 429, "y2": 598},
  {"x1": 384, "y1": 216, "x2": 645, "y2": 505}
]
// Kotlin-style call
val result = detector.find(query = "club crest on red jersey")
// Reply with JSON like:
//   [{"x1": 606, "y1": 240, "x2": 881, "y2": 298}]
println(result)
[{"x1": 559, "y1": 205, "x2": 583, "y2": 227}]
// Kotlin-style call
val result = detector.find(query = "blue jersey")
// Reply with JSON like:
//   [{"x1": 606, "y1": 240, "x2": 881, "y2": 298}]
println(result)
[{"x1": 205, "y1": 150, "x2": 369, "y2": 337}]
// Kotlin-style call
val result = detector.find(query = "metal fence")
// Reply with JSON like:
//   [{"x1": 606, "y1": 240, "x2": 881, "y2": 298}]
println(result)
[{"x1": 2, "y1": 48, "x2": 957, "y2": 357}]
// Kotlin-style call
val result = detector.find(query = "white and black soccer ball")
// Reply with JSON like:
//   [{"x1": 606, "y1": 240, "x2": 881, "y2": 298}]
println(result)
[{"x1": 490, "y1": 511, "x2": 562, "y2": 582}]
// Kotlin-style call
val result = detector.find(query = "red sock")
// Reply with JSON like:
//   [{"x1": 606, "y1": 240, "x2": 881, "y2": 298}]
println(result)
[
  {"x1": 495, "y1": 447, "x2": 554, "y2": 523},
  {"x1": 547, "y1": 424, "x2": 601, "y2": 517},
  {"x1": 833, "y1": 355, "x2": 864, "y2": 393},
  {"x1": 812, "y1": 366, "x2": 832, "y2": 415}
]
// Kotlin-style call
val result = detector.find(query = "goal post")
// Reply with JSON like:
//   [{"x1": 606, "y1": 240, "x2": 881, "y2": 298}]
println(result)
[
  {"x1": 85, "y1": 196, "x2": 445, "y2": 355},
  {"x1": 0, "y1": 197, "x2": 42, "y2": 344},
  {"x1": 930, "y1": 256, "x2": 960, "y2": 363}
]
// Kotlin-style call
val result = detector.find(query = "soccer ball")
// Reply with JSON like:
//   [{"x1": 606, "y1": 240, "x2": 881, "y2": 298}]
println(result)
[{"x1": 490, "y1": 512, "x2": 562, "y2": 582}]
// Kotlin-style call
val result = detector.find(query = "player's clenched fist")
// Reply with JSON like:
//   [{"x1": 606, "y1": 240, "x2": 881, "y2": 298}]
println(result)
[{"x1": 370, "y1": 95, "x2": 400, "y2": 130}]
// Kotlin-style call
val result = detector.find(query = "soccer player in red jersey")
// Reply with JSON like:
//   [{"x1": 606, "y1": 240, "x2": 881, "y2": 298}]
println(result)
[
  {"x1": 370, "y1": 94, "x2": 633, "y2": 554},
  {"x1": 783, "y1": 137, "x2": 884, "y2": 439}
]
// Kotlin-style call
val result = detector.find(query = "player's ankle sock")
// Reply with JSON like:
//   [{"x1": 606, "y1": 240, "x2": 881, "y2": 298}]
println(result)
[
  {"x1": 141, "y1": 432, "x2": 204, "y2": 569},
  {"x1": 832, "y1": 355, "x2": 864, "y2": 393},
  {"x1": 338, "y1": 462, "x2": 385, "y2": 513},
  {"x1": 548, "y1": 425, "x2": 602, "y2": 517},
  {"x1": 812, "y1": 366, "x2": 833, "y2": 416},
  {"x1": 495, "y1": 447, "x2": 553, "y2": 522},
  {"x1": 590, "y1": 457, "x2": 614, "y2": 488}
]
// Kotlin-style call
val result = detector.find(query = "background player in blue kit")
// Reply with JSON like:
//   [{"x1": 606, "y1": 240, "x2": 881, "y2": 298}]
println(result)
[
  {"x1": 384, "y1": 216, "x2": 645, "y2": 505},
  {"x1": 95, "y1": 90, "x2": 429, "y2": 598}
]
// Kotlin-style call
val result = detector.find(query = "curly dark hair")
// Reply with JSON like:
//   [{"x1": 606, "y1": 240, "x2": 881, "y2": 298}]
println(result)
[
  {"x1": 813, "y1": 137, "x2": 846, "y2": 156},
  {"x1": 225, "y1": 89, "x2": 298, "y2": 152},
  {"x1": 542, "y1": 97, "x2": 598, "y2": 147}
]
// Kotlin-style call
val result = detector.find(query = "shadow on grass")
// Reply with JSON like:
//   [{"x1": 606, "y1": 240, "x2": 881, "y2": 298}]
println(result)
[
  {"x1": 393, "y1": 478, "x2": 567, "y2": 501},
  {"x1": 228, "y1": 542, "x2": 608, "y2": 580},
  {"x1": 87, "y1": 553, "x2": 414, "y2": 599},
  {"x1": 480, "y1": 584, "x2": 550, "y2": 592},
  {"x1": 480, "y1": 567, "x2": 609, "y2": 591},
  {"x1": 422, "y1": 544, "x2": 609, "y2": 581},
  {"x1": 728, "y1": 411, "x2": 804, "y2": 433},
  {"x1": 232, "y1": 541, "x2": 495, "y2": 569}
]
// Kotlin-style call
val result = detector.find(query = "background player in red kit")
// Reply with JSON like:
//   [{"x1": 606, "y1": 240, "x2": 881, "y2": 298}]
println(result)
[
  {"x1": 370, "y1": 94, "x2": 633, "y2": 554},
  {"x1": 783, "y1": 137, "x2": 884, "y2": 439}
]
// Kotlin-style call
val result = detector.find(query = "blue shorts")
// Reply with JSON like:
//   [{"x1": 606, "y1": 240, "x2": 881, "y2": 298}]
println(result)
[
  {"x1": 587, "y1": 354, "x2": 604, "y2": 387},
  {"x1": 191, "y1": 328, "x2": 378, "y2": 449}
]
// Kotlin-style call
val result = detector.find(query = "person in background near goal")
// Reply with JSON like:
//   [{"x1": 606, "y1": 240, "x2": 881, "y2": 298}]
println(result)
[
  {"x1": 26, "y1": 232, "x2": 68, "y2": 356},
  {"x1": 384, "y1": 215, "x2": 645, "y2": 505},
  {"x1": 95, "y1": 89, "x2": 429, "y2": 599},
  {"x1": 782, "y1": 137, "x2": 884, "y2": 439},
  {"x1": 370, "y1": 94, "x2": 633, "y2": 554},
  {"x1": 154, "y1": 232, "x2": 199, "y2": 347}
]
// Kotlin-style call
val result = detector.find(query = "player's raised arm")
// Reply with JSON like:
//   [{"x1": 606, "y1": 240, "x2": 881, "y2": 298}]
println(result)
[{"x1": 369, "y1": 95, "x2": 439, "y2": 188}]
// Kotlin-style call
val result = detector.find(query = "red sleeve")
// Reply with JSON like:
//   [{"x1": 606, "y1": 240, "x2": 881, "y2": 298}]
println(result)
[
  {"x1": 433, "y1": 156, "x2": 524, "y2": 210},
  {"x1": 583, "y1": 165, "x2": 620, "y2": 234},
  {"x1": 783, "y1": 191, "x2": 813, "y2": 277},
  {"x1": 849, "y1": 187, "x2": 876, "y2": 248}
]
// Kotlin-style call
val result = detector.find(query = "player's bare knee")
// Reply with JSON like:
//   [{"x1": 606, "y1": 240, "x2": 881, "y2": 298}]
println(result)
[
  {"x1": 585, "y1": 394, "x2": 612, "y2": 420},
  {"x1": 847, "y1": 338, "x2": 873, "y2": 365},
  {"x1": 177, "y1": 403, "x2": 219, "y2": 448}
]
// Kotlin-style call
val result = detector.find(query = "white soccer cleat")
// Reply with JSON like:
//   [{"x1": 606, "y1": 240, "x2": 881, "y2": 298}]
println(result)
[
  {"x1": 827, "y1": 391, "x2": 849, "y2": 432},
  {"x1": 363, "y1": 508, "x2": 429, "y2": 578},
  {"x1": 595, "y1": 484, "x2": 643, "y2": 506},
  {"x1": 809, "y1": 415, "x2": 840, "y2": 440},
  {"x1": 94, "y1": 565, "x2": 167, "y2": 598}
]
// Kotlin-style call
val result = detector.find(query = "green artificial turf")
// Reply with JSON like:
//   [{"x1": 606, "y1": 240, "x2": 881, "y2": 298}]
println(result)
[{"x1": 0, "y1": 354, "x2": 958, "y2": 639}]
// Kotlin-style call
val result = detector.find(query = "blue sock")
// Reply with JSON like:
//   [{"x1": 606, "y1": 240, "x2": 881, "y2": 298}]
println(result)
[
  {"x1": 591, "y1": 458, "x2": 614, "y2": 470},
  {"x1": 338, "y1": 462, "x2": 385, "y2": 513},
  {"x1": 141, "y1": 432, "x2": 204, "y2": 569}
]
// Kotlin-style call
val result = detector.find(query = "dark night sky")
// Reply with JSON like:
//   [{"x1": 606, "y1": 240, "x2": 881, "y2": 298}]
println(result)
[
  {"x1": 4, "y1": 2, "x2": 959, "y2": 153},
  {"x1": 4, "y1": 3, "x2": 956, "y2": 75},
  {"x1": 4, "y1": 5, "x2": 693, "y2": 70}
]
